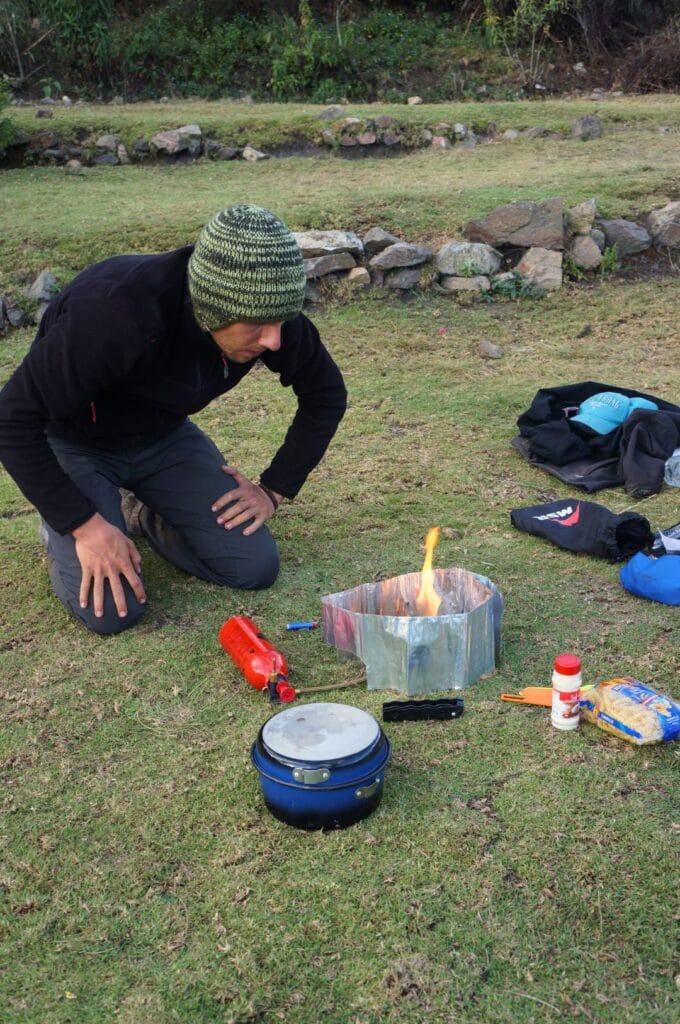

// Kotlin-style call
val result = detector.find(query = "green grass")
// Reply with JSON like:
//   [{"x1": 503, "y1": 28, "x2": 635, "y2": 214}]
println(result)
[
  {"x1": 1, "y1": 102, "x2": 679, "y2": 1024},
  {"x1": 2, "y1": 101, "x2": 680, "y2": 290},
  {"x1": 9, "y1": 95, "x2": 680, "y2": 144}
]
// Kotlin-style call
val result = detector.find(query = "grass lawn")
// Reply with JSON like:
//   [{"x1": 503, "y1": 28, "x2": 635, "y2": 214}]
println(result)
[{"x1": 1, "y1": 100, "x2": 678, "y2": 1024}]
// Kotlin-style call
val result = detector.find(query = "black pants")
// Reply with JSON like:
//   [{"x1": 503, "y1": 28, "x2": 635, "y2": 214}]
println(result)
[{"x1": 43, "y1": 421, "x2": 279, "y2": 635}]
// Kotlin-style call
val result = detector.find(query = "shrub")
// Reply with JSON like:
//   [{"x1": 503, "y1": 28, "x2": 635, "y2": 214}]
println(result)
[
  {"x1": 0, "y1": 79, "x2": 14, "y2": 158},
  {"x1": 600, "y1": 245, "x2": 620, "y2": 278}
]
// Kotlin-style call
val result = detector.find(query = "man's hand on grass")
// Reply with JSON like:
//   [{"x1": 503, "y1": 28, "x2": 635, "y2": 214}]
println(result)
[
  {"x1": 212, "y1": 465, "x2": 282, "y2": 537},
  {"x1": 72, "y1": 512, "x2": 146, "y2": 618}
]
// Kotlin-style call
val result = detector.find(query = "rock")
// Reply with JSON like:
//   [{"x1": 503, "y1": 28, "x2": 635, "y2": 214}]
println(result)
[
  {"x1": 239, "y1": 94, "x2": 254, "y2": 104},
  {"x1": 432, "y1": 122, "x2": 450, "y2": 134},
  {"x1": 111, "y1": 95, "x2": 125, "y2": 105},
  {"x1": 242, "y1": 144, "x2": 268, "y2": 161},
  {"x1": 35, "y1": 302, "x2": 50, "y2": 324},
  {"x1": 435, "y1": 242, "x2": 502, "y2": 276},
  {"x1": 524, "y1": 126, "x2": 549, "y2": 139},
  {"x1": 439, "y1": 275, "x2": 490, "y2": 293},
  {"x1": 6, "y1": 306, "x2": 25, "y2": 328},
  {"x1": 133, "y1": 137, "x2": 150, "y2": 155},
  {"x1": 386, "y1": 267, "x2": 422, "y2": 290},
  {"x1": 36, "y1": 108, "x2": 53, "y2": 119},
  {"x1": 96, "y1": 133, "x2": 119, "y2": 152},
  {"x1": 303, "y1": 252, "x2": 356, "y2": 278},
  {"x1": 573, "y1": 62, "x2": 587, "y2": 75},
  {"x1": 151, "y1": 130, "x2": 186, "y2": 155},
  {"x1": 516, "y1": 248, "x2": 563, "y2": 290},
  {"x1": 591, "y1": 228, "x2": 606, "y2": 251},
  {"x1": 431, "y1": 136, "x2": 451, "y2": 150},
  {"x1": 464, "y1": 198, "x2": 565, "y2": 250},
  {"x1": 317, "y1": 105, "x2": 345, "y2": 119},
  {"x1": 503, "y1": 128, "x2": 519, "y2": 140},
  {"x1": 43, "y1": 148, "x2": 66, "y2": 162},
  {"x1": 572, "y1": 115, "x2": 603, "y2": 140},
  {"x1": 159, "y1": 96, "x2": 169, "y2": 103},
  {"x1": 569, "y1": 234, "x2": 602, "y2": 270},
  {"x1": 460, "y1": 134, "x2": 478, "y2": 148},
  {"x1": 380, "y1": 130, "x2": 402, "y2": 146},
  {"x1": 341, "y1": 117, "x2": 363, "y2": 127},
  {"x1": 321, "y1": 130, "x2": 335, "y2": 146},
  {"x1": 647, "y1": 201, "x2": 680, "y2": 247},
  {"x1": 116, "y1": 144, "x2": 130, "y2": 165},
  {"x1": 94, "y1": 154, "x2": 119, "y2": 166},
  {"x1": 215, "y1": 144, "x2": 240, "y2": 161},
  {"x1": 25, "y1": 270, "x2": 58, "y2": 302},
  {"x1": 304, "y1": 282, "x2": 322, "y2": 303},
  {"x1": 357, "y1": 132, "x2": 377, "y2": 145},
  {"x1": 374, "y1": 115, "x2": 396, "y2": 128},
  {"x1": 64, "y1": 159, "x2": 83, "y2": 175},
  {"x1": 347, "y1": 267, "x2": 371, "y2": 287},
  {"x1": 0, "y1": 295, "x2": 4, "y2": 328},
  {"x1": 35, "y1": 130, "x2": 58, "y2": 150},
  {"x1": 363, "y1": 227, "x2": 401, "y2": 255},
  {"x1": 597, "y1": 218, "x2": 651, "y2": 255},
  {"x1": 478, "y1": 337, "x2": 503, "y2": 359},
  {"x1": 492, "y1": 271, "x2": 515, "y2": 285},
  {"x1": 339, "y1": 135, "x2": 358, "y2": 147},
  {"x1": 407, "y1": 96, "x2": 423, "y2": 105},
  {"x1": 453, "y1": 123, "x2": 467, "y2": 139},
  {"x1": 176, "y1": 125, "x2": 202, "y2": 155},
  {"x1": 62, "y1": 95, "x2": 73, "y2": 106},
  {"x1": 178, "y1": 123, "x2": 201, "y2": 139},
  {"x1": 567, "y1": 198, "x2": 597, "y2": 235},
  {"x1": 420, "y1": 129, "x2": 433, "y2": 144},
  {"x1": 294, "y1": 230, "x2": 364, "y2": 258},
  {"x1": 369, "y1": 242, "x2": 433, "y2": 270}
]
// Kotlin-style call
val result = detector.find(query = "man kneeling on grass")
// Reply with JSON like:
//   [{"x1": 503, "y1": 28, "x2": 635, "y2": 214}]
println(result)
[{"x1": 0, "y1": 205, "x2": 347, "y2": 635}]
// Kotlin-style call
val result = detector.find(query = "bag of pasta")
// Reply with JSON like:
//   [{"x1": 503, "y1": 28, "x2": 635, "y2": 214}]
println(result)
[{"x1": 580, "y1": 678, "x2": 680, "y2": 745}]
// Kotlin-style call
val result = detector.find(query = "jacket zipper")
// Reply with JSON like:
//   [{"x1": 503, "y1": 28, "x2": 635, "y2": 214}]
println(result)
[{"x1": 90, "y1": 401, "x2": 97, "y2": 423}]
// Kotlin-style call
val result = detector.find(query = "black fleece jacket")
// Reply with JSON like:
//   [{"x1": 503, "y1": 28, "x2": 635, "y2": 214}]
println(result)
[{"x1": 0, "y1": 246, "x2": 347, "y2": 534}]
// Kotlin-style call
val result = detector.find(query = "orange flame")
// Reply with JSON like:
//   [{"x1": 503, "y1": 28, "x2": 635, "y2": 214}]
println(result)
[{"x1": 416, "y1": 527, "x2": 441, "y2": 616}]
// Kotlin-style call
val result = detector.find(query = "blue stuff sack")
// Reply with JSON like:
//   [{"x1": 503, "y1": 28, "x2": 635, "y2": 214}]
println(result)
[{"x1": 619, "y1": 552, "x2": 680, "y2": 606}]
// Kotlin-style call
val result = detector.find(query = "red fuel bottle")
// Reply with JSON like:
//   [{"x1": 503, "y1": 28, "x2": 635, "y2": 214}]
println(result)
[{"x1": 218, "y1": 615, "x2": 290, "y2": 693}]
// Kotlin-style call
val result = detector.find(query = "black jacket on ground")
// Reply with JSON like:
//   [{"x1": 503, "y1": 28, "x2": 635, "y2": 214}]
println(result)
[
  {"x1": 0, "y1": 246, "x2": 347, "y2": 534},
  {"x1": 513, "y1": 381, "x2": 680, "y2": 497}
]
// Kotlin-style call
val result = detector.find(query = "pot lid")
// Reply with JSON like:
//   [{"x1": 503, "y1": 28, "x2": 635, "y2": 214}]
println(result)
[{"x1": 262, "y1": 702, "x2": 380, "y2": 764}]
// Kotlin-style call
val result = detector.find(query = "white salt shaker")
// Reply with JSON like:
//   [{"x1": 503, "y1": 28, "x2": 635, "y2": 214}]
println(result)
[{"x1": 551, "y1": 653, "x2": 582, "y2": 731}]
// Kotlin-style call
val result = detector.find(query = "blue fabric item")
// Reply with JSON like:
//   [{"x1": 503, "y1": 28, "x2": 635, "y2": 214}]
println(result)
[
  {"x1": 572, "y1": 392, "x2": 658, "y2": 434},
  {"x1": 620, "y1": 552, "x2": 680, "y2": 606}
]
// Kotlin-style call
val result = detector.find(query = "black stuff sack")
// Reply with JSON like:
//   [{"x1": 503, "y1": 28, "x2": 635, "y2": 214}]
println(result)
[{"x1": 510, "y1": 499, "x2": 653, "y2": 561}]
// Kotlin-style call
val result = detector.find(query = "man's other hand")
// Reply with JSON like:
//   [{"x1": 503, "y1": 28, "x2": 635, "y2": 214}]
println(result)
[
  {"x1": 72, "y1": 513, "x2": 146, "y2": 618},
  {"x1": 212, "y1": 465, "x2": 282, "y2": 537}
]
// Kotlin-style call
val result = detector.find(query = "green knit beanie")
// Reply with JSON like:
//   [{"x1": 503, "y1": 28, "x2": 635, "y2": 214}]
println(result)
[{"x1": 188, "y1": 204, "x2": 306, "y2": 331}]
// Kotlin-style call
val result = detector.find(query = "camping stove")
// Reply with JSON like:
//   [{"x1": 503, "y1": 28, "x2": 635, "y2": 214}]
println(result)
[{"x1": 321, "y1": 568, "x2": 502, "y2": 696}]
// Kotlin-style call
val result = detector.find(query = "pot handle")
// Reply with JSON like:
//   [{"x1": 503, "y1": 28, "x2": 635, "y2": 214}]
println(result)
[{"x1": 355, "y1": 778, "x2": 381, "y2": 800}]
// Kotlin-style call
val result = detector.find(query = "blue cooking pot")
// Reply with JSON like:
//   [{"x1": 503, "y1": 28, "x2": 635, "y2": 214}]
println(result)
[{"x1": 251, "y1": 702, "x2": 391, "y2": 830}]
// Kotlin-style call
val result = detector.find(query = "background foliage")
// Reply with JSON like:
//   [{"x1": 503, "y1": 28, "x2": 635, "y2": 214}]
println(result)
[{"x1": 1, "y1": 1, "x2": 679, "y2": 101}]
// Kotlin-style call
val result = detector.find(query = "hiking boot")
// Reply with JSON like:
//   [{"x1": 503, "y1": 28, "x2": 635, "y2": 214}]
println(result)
[{"x1": 119, "y1": 489, "x2": 144, "y2": 538}]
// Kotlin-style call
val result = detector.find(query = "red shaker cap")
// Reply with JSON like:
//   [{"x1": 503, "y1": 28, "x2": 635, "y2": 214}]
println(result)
[{"x1": 554, "y1": 653, "x2": 581, "y2": 675}]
